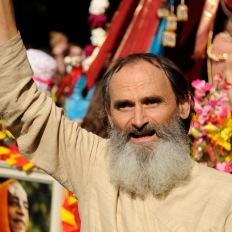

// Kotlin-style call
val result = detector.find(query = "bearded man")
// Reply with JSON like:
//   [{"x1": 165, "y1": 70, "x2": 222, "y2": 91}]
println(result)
[{"x1": 1, "y1": 0, "x2": 232, "y2": 231}]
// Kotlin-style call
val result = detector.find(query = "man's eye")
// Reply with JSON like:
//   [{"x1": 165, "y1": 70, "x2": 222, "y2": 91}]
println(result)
[
  {"x1": 119, "y1": 103, "x2": 130, "y2": 108},
  {"x1": 116, "y1": 102, "x2": 132, "y2": 110},
  {"x1": 118, "y1": 102, "x2": 132, "y2": 109},
  {"x1": 144, "y1": 98, "x2": 161, "y2": 105}
]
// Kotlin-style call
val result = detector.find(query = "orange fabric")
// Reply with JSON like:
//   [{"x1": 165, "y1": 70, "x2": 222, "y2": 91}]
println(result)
[{"x1": 0, "y1": 179, "x2": 18, "y2": 232}]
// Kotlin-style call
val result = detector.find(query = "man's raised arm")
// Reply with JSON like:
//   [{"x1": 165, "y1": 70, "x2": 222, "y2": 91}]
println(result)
[
  {"x1": 0, "y1": 0, "x2": 99, "y2": 198},
  {"x1": 0, "y1": 0, "x2": 18, "y2": 45}
]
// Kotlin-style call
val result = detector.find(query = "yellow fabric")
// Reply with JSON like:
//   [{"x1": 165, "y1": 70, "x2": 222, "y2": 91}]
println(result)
[
  {"x1": 1, "y1": 33, "x2": 232, "y2": 231},
  {"x1": 68, "y1": 195, "x2": 77, "y2": 205},
  {"x1": 61, "y1": 208, "x2": 77, "y2": 227},
  {"x1": 22, "y1": 162, "x2": 35, "y2": 171},
  {"x1": 0, "y1": 131, "x2": 6, "y2": 139},
  {"x1": 0, "y1": 146, "x2": 10, "y2": 154}
]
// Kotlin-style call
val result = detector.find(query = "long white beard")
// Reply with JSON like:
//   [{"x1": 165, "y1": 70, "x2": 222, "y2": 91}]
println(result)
[{"x1": 108, "y1": 115, "x2": 193, "y2": 199}]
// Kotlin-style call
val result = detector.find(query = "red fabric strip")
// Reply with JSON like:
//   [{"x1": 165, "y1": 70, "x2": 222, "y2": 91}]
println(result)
[
  {"x1": 115, "y1": 0, "x2": 162, "y2": 59},
  {"x1": 85, "y1": 0, "x2": 140, "y2": 91}
]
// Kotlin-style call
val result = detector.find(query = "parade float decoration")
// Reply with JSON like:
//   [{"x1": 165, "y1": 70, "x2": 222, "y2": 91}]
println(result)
[
  {"x1": 189, "y1": 77, "x2": 232, "y2": 173},
  {"x1": 157, "y1": 0, "x2": 188, "y2": 48}
]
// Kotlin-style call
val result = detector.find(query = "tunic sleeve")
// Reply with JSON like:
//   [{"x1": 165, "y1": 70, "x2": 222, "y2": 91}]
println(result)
[
  {"x1": 0, "y1": 33, "x2": 105, "y2": 198},
  {"x1": 225, "y1": 212, "x2": 232, "y2": 231}
]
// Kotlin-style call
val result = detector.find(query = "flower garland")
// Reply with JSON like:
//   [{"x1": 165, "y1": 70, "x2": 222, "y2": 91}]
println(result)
[
  {"x1": 189, "y1": 76, "x2": 232, "y2": 172},
  {"x1": 82, "y1": 0, "x2": 110, "y2": 72}
]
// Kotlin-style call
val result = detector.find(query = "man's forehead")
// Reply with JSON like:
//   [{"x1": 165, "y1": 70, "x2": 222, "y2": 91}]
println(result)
[
  {"x1": 116, "y1": 59, "x2": 161, "y2": 72},
  {"x1": 107, "y1": 61, "x2": 174, "y2": 105},
  {"x1": 109, "y1": 60, "x2": 168, "y2": 88}
]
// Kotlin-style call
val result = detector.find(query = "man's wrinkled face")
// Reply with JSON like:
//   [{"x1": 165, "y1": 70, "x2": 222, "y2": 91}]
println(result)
[
  {"x1": 106, "y1": 61, "x2": 192, "y2": 197},
  {"x1": 106, "y1": 61, "x2": 189, "y2": 143},
  {"x1": 8, "y1": 182, "x2": 29, "y2": 232}
]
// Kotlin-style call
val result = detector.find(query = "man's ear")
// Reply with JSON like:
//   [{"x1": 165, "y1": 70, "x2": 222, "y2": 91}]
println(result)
[
  {"x1": 105, "y1": 103, "x2": 113, "y2": 127},
  {"x1": 178, "y1": 100, "x2": 191, "y2": 119}
]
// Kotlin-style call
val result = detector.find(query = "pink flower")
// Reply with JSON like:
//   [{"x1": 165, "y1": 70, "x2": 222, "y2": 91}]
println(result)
[
  {"x1": 190, "y1": 78, "x2": 232, "y2": 173},
  {"x1": 216, "y1": 104, "x2": 228, "y2": 118},
  {"x1": 216, "y1": 162, "x2": 232, "y2": 173},
  {"x1": 192, "y1": 79, "x2": 212, "y2": 98},
  {"x1": 216, "y1": 162, "x2": 227, "y2": 172}
]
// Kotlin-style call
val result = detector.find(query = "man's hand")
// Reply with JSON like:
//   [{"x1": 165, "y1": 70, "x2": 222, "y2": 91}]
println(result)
[{"x1": 0, "y1": 0, "x2": 18, "y2": 45}]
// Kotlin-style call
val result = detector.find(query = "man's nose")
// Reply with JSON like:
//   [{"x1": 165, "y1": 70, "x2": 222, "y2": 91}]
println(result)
[{"x1": 131, "y1": 105, "x2": 148, "y2": 129}]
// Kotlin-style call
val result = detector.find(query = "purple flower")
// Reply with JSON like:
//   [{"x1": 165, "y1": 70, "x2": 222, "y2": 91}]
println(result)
[
  {"x1": 88, "y1": 14, "x2": 107, "y2": 28},
  {"x1": 83, "y1": 44, "x2": 95, "y2": 57}
]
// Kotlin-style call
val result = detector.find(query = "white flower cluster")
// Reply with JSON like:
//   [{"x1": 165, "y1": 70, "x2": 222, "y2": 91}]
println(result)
[
  {"x1": 89, "y1": 0, "x2": 109, "y2": 15},
  {"x1": 89, "y1": 0, "x2": 109, "y2": 47},
  {"x1": 82, "y1": 56, "x2": 94, "y2": 72},
  {"x1": 90, "y1": 27, "x2": 106, "y2": 46}
]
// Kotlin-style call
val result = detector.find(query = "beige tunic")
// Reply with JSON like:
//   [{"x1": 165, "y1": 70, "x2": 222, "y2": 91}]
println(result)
[{"x1": 1, "y1": 33, "x2": 232, "y2": 232}]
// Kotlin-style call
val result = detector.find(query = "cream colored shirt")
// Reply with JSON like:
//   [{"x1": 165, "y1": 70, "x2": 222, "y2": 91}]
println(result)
[{"x1": 1, "y1": 33, "x2": 232, "y2": 232}]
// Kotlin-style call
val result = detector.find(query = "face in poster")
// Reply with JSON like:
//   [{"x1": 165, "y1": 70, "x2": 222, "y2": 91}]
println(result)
[
  {"x1": 0, "y1": 162, "x2": 62, "y2": 232},
  {"x1": 0, "y1": 177, "x2": 52, "y2": 232}
]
